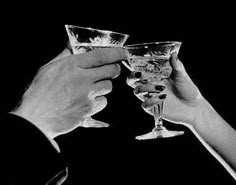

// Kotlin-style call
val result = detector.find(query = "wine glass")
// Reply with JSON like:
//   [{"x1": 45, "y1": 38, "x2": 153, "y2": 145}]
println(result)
[
  {"x1": 124, "y1": 42, "x2": 184, "y2": 140},
  {"x1": 65, "y1": 24, "x2": 129, "y2": 128}
]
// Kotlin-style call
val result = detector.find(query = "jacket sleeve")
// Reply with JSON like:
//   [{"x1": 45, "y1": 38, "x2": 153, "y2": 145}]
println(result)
[{"x1": 1, "y1": 113, "x2": 68, "y2": 185}]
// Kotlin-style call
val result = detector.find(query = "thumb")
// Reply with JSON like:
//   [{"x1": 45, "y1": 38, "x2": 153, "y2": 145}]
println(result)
[{"x1": 169, "y1": 52, "x2": 188, "y2": 78}]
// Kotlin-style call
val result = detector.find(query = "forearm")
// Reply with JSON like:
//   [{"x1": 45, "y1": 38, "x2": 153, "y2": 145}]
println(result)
[{"x1": 190, "y1": 99, "x2": 236, "y2": 180}]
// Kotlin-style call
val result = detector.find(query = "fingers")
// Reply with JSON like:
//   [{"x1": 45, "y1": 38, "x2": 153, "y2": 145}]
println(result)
[
  {"x1": 142, "y1": 94, "x2": 167, "y2": 108},
  {"x1": 73, "y1": 47, "x2": 127, "y2": 69},
  {"x1": 134, "y1": 85, "x2": 165, "y2": 94},
  {"x1": 90, "y1": 64, "x2": 121, "y2": 81},
  {"x1": 126, "y1": 72, "x2": 142, "y2": 88},
  {"x1": 169, "y1": 52, "x2": 188, "y2": 77},
  {"x1": 90, "y1": 80, "x2": 113, "y2": 97},
  {"x1": 91, "y1": 96, "x2": 108, "y2": 116},
  {"x1": 133, "y1": 84, "x2": 166, "y2": 102}
]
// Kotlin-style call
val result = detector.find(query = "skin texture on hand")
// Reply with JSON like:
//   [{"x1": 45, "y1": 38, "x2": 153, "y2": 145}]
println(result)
[
  {"x1": 127, "y1": 52, "x2": 236, "y2": 180},
  {"x1": 159, "y1": 53, "x2": 204, "y2": 126},
  {"x1": 127, "y1": 52, "x2": 204, "y2": 127},
  {"x1": 12, "y1": 47, "x2": 126, "y2": 139}
]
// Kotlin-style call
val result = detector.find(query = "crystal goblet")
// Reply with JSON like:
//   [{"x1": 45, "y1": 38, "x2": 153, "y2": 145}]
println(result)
[
  {"x1": 124, "y1": 42, "x2": 184, "y2": 140},
  {"x1": 65, "y1": 25, "x2": 129, "y2": 128}
]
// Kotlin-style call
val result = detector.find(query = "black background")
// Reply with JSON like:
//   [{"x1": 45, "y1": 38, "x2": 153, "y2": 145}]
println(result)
[{"x1": 1, "y1": 2, "x2": 235, "y2": 184}]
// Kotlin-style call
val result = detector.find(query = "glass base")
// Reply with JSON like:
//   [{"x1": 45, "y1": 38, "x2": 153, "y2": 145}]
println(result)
[{"x1": 135, "y1": 126, "x2": 184, "y2": 140}]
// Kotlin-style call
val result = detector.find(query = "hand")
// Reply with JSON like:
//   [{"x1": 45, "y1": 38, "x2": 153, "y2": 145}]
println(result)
[
  {"x1": 12, "y1": 47, "x2": 126, "y2": 138},
  {"x1": 127, "y1": 52, "x2": 205, "y2": 127},
  {"x1": 128, "y1": 54, "x2": 236, "y2": 180}
]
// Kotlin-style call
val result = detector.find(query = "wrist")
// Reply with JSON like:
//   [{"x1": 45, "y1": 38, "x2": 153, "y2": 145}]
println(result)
[
  {"x1": 191, "y1": 97, "x2": 218, "y2": 129},
  {"x1": 10, "y1": 107, "x2": 61, "y2": 152}
]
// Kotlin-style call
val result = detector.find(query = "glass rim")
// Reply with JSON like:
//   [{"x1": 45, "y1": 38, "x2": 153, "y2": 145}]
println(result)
[
  {"x1": 65, "y1": 24, "x2": 130, "y2": 37},
  {"x1": 124, "y1": 41, "x2": 182, "y2": 48}
]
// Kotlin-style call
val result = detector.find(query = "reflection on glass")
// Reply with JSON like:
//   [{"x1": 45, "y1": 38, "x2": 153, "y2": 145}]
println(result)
[
  {"x1": 125, "y1": 42, "x2": 184, "y2": 140},
  {"x1": 65, "y1": 25, "x2": 129, "y2": 128},
  {"x1": 65, "y1": 25, "x2": 129, "y2": 54}
]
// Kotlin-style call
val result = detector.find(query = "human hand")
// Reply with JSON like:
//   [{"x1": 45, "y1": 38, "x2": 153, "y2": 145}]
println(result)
[
  {"x1": 12, "y1": 47, "x2": 126, "y2": 138},
  {"x1": 128, "y1": 53, "x2": 236, "y2": 180},
  {"x1": 127, "y1": 52, "x2": 206, "y2": 127}
]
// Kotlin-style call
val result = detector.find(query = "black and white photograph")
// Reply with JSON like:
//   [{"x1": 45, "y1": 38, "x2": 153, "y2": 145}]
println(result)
[{"x1": 1, "y1": 3, "x2": 236, "y2": 184}]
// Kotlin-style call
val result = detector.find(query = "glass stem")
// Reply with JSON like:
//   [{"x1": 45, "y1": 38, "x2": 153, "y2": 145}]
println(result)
[{"x1": 152, "y1": 99, "x2": 164, "y2": 130}]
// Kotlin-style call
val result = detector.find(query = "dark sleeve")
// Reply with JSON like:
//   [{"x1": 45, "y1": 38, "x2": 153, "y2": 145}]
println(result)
[{"x1": 1, "y1": 113, "x2": 68, "y2": 185}]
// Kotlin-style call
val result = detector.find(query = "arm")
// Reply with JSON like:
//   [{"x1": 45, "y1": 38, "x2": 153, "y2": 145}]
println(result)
[
  {"x1": 12, "y1": 47, "x2": 125, "y2": 140},
  {"x1": 6, "y1": 47, "x2": 126, "y2": 184},
  {"x1": 127, "y1": 52, "x2": 236, "y2": 180},
  {"x1": 189, "y1": 98, "x2": 236, "y2": 179}
]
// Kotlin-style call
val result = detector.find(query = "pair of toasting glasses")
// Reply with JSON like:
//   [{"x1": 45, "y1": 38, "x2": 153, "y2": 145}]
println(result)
[{"x1": 65, "y1": 25, "x2": 184, "y2": 140}]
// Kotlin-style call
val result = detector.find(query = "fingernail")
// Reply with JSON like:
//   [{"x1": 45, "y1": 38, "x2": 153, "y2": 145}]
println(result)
[
  {"x1": 135, "y1": 72, "x2": 142, "y2": 78},
  {"x1": 155, "y1": 85, "x2": 165, "y2": 91},
  {"x1": 159, "y1": 94, "x2": 167, "y2": 99}
]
